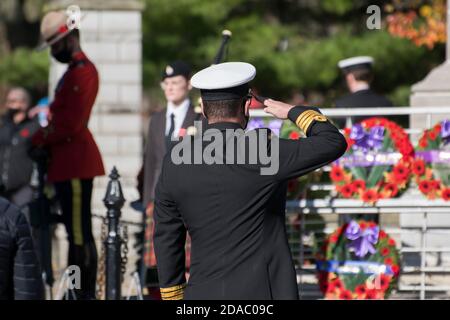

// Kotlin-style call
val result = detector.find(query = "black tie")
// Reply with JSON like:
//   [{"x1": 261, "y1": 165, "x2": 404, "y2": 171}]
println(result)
[{"x1": 166, "y1": 113, "x2": 175, "y2": 149}]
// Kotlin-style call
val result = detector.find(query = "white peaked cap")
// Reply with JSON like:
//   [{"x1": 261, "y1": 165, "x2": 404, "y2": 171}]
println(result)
[
  {"x1": 338, "y1": 56, "x2": 374, "y2": 69},
  {"x1": 191, "y1": 62, "x2": 256, "y2": 90}
]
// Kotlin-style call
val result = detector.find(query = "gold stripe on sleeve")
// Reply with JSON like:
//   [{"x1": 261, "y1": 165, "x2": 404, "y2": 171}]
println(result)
[{"x1": 295, "y1": 110, "x2": 327, "y2": 132}]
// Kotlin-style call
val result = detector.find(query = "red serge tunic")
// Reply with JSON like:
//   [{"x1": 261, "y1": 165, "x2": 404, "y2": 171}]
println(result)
[{"x1": 32, "y1": 51, "x2": 105, "y2": 182}]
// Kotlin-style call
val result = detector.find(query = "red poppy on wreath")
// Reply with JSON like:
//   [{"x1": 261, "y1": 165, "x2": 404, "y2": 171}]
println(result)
[
  {"x1": 352, "y1": 179, "x2": 366, "y2": 191},
  {"x1": 316, "y1": 220, "x2": 400, "y2": 300},
  {"x1": 442, "y1": 188, "x2": 450, "y2": 201},
  {"x1": 338, "y1": 184, "x2": 355, "y2": 198},
  {"x1": 428, "y1": 130, "x2": 438, "y2": 141},
  {"x1": 392, "y1": 163, "x2": 410, "y2": 181},
  {"x1": 419, "y1": 180, "x2": 432, "y2": 194},
  {"x1": 329, "y1": 234, "x2": 339, "y2": 243},
  {"x1": 289, "y1": 131, "x2": 300, "y2": 140},
  {"x1": 413, "y1": 120, "x2": 450, "y2": 201},
  {"x1": 330, "y1": 165, "x2": 345, "y2": 183},
  {"x1": 355, "y1": 284, "x2": 366, "y2": 296},
  {"x1": 362, "y1": 190, "x2": 378, "y2": 204},
  {"x1": 419, "y1": 138, "x2": 428, "y2": 149},
  {"x1": 377, "y1": 274, "x2": 392, "y2": 291},
  {"x1": 380, "y1": 183, "x2": 398, "y2": 198},
  {"x1": 412, "y1": 159, "x2": 426, "y2": 176},
  {"x1": 339, "y1": 290, "x2": 353, "y2": 300},
  {"x1": 331, "y1": 117, "x2": 413, "y2": 204},
  {"x1": 391, "y1": 265, "x2": 400, "y2": 275}
]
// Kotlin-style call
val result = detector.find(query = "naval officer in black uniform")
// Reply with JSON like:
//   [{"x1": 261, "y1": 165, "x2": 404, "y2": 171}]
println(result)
[
  {"x1": 335, "y1": 57, "x2": 394, "y2": 224},
  {"x1": 153, "y1": 62, "x2": 347, "y2": 300},
  {"x1": 334, "y1": 56, "x2": 393, "y2": 128}
]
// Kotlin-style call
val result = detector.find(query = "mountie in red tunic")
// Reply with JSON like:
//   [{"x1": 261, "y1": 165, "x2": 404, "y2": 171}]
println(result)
[{"x1": 32, "y1": 51, "x2": 105, "y2": 182}]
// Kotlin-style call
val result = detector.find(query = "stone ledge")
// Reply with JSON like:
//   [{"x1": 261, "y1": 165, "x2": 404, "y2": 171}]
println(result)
[{"x1": 411, "y1": 61, "x2": 450, "y2": 92}]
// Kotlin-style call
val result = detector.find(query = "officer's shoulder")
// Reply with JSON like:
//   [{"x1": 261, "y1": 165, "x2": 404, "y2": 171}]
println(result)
[{"x1": 368, "y1": 92, "x2": 393, "y2": 106}]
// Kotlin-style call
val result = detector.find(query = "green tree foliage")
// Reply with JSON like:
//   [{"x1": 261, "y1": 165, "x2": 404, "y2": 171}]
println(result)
[
  {"x1": 0, "y1": 47, "x2": 49, "y2": 101},
  {"x1": 142, "y1": 0, "x2": 445, "y2": 106},
  {"x1": 0, "y1": 0, "x2": 48, "y2": 99},
  {"x1": 0, "y1": 48, "x2": 49, "y2": 89}
]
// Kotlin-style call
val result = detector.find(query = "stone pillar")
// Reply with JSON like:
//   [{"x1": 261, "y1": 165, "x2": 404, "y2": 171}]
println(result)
[
  {"x1": 44, "y1": 0, "x2": 144, "y2": 281},
  {"x1": 410, "y1": 3, "x2": 450, "y2": 129},
  {"x1": 404, "y1": 2, "x2": 450, "y2": 267}
]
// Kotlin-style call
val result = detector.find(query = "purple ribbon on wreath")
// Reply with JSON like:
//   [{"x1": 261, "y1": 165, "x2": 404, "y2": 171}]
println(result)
[
  {"x1": 350, "y1": 124, "x2": 384, "y2": 152},
  {"x1": 247, "y1": 118, "x2": 265, "y2": 131},
  {"x1": 246, "y1": 118, "x2": 283, "y2": 136},
  {"x1": 441, "y1": 120, "x2": 450, "y2": 145},
  {"x1": 267, "y1": 119, "x2": 283, "y2": 136},
  {"x1": 345, "y1": 220, "x2": 379, "y2": 258}
]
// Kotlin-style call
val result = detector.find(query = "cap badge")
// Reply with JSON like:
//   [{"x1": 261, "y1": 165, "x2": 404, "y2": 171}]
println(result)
[{"x1": 165, "y1": 65, "x2": 174, "y2": 76}]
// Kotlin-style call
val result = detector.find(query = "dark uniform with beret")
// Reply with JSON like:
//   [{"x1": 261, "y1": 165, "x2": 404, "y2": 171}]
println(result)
[
  {"x1": 153, "y1": 63, "x2": 347, "y2": 300},
  {"x1": 141, "y1": 61, "x2": 203, "y2": 288}
]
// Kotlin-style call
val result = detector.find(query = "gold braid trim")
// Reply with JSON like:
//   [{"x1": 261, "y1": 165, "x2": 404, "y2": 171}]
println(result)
[
  {"x1": 295, "y1": 110, "x2": 327, "y2": 132},
  {"x1": 160, "y1": 283, "x2": 186, "y2": 300},
  {"x1": 298, "y1": 111, "x2": 316, "y2": 130},
  {"x1": 160, "y1": 283, "x2": 186, "y2": 293},
  {"x1": 162, "y1": 292, "x2": 184, "y2": 300}
]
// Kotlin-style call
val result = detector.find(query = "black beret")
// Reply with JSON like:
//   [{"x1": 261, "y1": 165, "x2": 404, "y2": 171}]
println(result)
[{"x1": 162, "y1": 60, "x2": 192, "y2": 80}]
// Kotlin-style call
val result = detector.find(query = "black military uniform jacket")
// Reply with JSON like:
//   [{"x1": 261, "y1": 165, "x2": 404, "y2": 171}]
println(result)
[
  {"x1": 334, "y1": 88, "x2": 393, "y2": 128},
  {"x1": 153, "y1": 106, "x2": 347, "y2": 300},
  {"x1": 0, "y1": 115, "x2": 39, "y2": 193}
]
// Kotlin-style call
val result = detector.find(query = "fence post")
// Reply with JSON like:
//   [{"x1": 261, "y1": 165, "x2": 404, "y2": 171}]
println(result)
[{"x1": 103, "y1": 167, "x2": 126, "y2": 300}]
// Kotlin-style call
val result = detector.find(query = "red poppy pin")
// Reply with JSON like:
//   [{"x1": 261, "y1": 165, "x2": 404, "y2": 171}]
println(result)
[
  {"x1": 178, "y1": 128, "x2": 186, "y2": 137},
  {"x1": 20, "y1": 128, "x2": 30, "y2": 138}
]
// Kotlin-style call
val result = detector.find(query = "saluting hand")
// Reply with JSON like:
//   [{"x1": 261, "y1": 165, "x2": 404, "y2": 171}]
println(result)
[{"x1": 263, "y1": 99, "x2": 294, "y2": 120}]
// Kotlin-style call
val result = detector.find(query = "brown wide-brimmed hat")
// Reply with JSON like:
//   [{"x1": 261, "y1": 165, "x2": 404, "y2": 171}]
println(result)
[{"x1": 37, "y1": 10, "x2": 77, "y2": 51}]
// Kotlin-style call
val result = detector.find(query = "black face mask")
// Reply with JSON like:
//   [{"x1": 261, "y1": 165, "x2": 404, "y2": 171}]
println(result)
[
  {"x1": 6, "y1": 108, "x2": 21, "y2": 120},
  {"x1": 52, "y1": 40, "x2": 73, "y2": 64}
]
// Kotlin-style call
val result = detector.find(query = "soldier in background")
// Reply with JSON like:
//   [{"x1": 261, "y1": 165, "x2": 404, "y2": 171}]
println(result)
[
  {"x1": 335, "y1": 56, "x2": 394, "y2": 224},
  {"x1": 141, "y1": 61, "x2": 202, "y2": 296},
  {"x1": 0, "y1": 87, "x2": 40, "y2": 208},
  {"x1": 32, "y1": 11, "x2": 105, "y2": 300},
  {"x1": 334, "y1": 56, "x2": 393, "y2": 128}
]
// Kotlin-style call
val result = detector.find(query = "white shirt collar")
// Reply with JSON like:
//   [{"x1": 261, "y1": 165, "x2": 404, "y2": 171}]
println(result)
[
  {"x1": 352, "y1": 83, "x2": 370, "y2": 93},
  {"x1": 165, "y1": 98, "x2": 190, "y2": 136},
  {"x1": 166, "y1": 98, "x2": 190, "y2": 117}
]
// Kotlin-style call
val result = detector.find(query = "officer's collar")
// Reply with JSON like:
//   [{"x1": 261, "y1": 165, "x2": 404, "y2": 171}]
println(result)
[
  {"x1": 69, "y1": 51, "x2": 87, "y2": 67},
  {"x1": 205, "y1": 122, "x2": 244, "y2": 131}
]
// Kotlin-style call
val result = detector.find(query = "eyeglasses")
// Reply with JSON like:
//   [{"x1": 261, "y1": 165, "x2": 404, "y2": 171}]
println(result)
[{"x1": 248, "y1": 89, "x2": 267, "y2": 104}]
